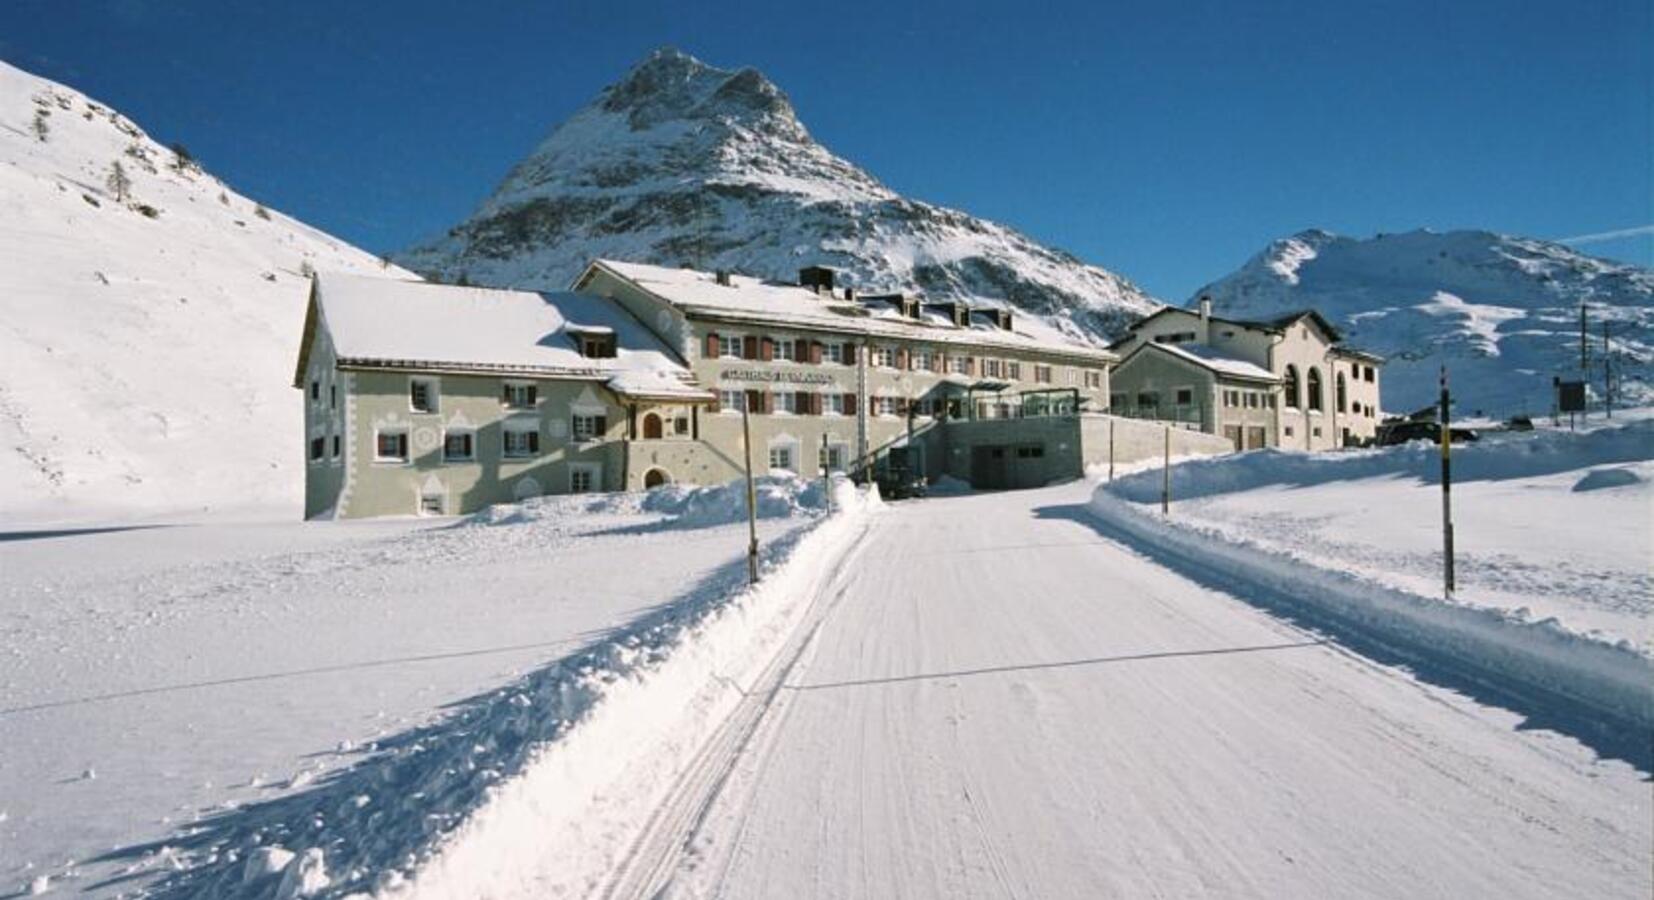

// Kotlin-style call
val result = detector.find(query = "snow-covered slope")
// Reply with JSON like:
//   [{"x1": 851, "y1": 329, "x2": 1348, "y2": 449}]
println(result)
[
  {"x1": 400, "y1": 47, "x2": 1157, "y2": 342},
  {"x1": 1193, "y1": 228, "x2": 1654, "y2": 415},
  {"x1": 0, "y1": 60, "x2": 411, "y2": 524}
]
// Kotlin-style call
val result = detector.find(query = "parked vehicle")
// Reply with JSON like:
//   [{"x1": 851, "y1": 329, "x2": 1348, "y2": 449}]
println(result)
[
  {"x1": 1375, "y1": 420, "x2": 1479, "y2": 446},
  {"x1": 875, "y1": 447, "x2": 928, "y2": 499}
]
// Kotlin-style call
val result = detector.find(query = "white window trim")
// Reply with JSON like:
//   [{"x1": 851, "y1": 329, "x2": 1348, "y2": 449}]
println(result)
[
  {"x1": 717, "y1": 389, "x2": 743, "y2": 415},
  {"x1": 718, "y1": 335, "x2": 743, "y2": 360},
  {"x1": 408, "y1": 376, "x2": 440, "y2": 414},
  {"x1": 568, "y1": 462, "x2": 602, "y2": 493},
  {"x1": 766, "y1": 439, "x2": 801, "y2": 474},
  {"x1": 571, "y1": 412, "x2": 606, "y2": 442},
  {"x1": 442, "y1": 428, "x2": 477, "y2": 463},
  {"x1": 374, "y1": 428, "x2": 411, "y2": 465},
  {"x1": 502, "y1": 380, "x2": 537, "y2": 410},
  {"x1": 502, "y1": 423, "x2": 539, "y2": 459}
]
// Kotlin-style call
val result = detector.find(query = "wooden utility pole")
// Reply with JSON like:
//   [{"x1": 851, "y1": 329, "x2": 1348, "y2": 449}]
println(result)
[
  {"x1": 1107, "y1": 417, "x2": 1115, "y2": 483},
  {"x1": 1161, "y1": 425, "x2": 1171, "y2": 516},
  {"x1": 741, "y1": 393, "x2": 759, "y2": 585},
  {"x1": 1603, "y1": 320, "x2": 1613, "y2": 419},
  {"x1": 1440, "y1": 366, "x2": 1455, "y2": 599},
  {"x1": 821, "y1": 432, "x2": 832, "y2": 514}
]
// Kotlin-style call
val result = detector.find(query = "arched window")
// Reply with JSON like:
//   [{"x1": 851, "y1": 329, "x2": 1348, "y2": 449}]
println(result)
[
  {"x1": 1307, "y1": 368, "x2": 1324, "y2": 411},
  {"x1": 1336, "y1": 373, "x2": 1348, "y2": 413},
  {"x1": 643, "y1": 468, "x2": 671, "y2": 489},
  {"x1": 642, "y1": 412, "x2": 663, "y2": 440},
  {"x1": 1283, "y1": 365, "x2": 1301, "y2": 408}
]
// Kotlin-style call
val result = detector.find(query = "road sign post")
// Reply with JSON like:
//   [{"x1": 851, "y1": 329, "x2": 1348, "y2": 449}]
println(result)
[{"x1": 1440, "y1": 367, "x2": 1455, "y2": 599}]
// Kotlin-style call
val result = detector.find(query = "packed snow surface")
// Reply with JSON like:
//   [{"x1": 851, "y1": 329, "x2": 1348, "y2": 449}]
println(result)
[
  {"x1": 1105, "y1": 418, "x2": 1654, "y2": 653},
  {"x1": 1194, "y1": 228, "x2": 1654, "y2": 415},
  {"x1": 0, "y1": 476, "x2": 841, "y2": 896},
  {"x1": 650, "y1": 484, "x2": 1647, "y2": 898},
  {"x1": 8, "y1": 474, "x2": 1649, "y2": 897},
  {"x1": 0, "y1": 60, "x2": 410, "y2": 526}
]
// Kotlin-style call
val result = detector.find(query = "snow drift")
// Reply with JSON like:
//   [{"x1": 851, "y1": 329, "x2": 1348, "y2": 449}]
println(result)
[
  {"x1": 1106, "y1": 418, "x2": 1654, "y2": 504},
  {"x1": 114, "y1": 477, "x2": 881, "y2": 898},
  {"x1": 469, "y1": 473, "x2": 831, "y2": 530},
  {"x1": 1089, "y1": 428, "x2": 1654, "y2": 752}
]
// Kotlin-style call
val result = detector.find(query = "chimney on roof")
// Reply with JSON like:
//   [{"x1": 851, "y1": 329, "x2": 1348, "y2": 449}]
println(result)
[
  {"x1": 715, "y1": 269, "x2": 732, "y2": 287},
  {"x1": 1198, "y1": 294, "x2": 1212, "y2": 342},
  {"x1": 844, "y1": 286, "x2": 855, "y2": 302},
  {"x1": 798, "y1": 265, "x2": 835, "y2": 293}
]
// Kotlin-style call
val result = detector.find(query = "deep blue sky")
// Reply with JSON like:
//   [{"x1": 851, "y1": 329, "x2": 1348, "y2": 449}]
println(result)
[{"x1": 2, "y1": 0, "x2": 1649, "y2": 299}]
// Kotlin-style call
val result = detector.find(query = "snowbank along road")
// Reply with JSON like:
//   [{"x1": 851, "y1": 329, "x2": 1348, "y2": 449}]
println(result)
[{"x1": 621, "y1": 482, "x2": 1649, "y2": 899}]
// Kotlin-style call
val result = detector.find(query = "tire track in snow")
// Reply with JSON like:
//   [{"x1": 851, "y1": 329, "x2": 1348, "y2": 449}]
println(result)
[{"x1": 597, "y1": 519, "x2": 878, "y2": 899}]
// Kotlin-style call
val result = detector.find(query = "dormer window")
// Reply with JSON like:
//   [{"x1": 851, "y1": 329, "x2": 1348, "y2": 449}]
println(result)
[{"x1": 568, "y1": 326, "x2": 617, "y2": 359}]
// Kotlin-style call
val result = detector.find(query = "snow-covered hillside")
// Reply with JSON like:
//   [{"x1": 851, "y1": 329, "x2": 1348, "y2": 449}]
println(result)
[
  {"x1": 400, "y1": 47, "x2": 1157, "y2": 342},
  {"x1": 1193, "y1": 228, "x2": 1654, "y2": 416},
  {"x1": 0, "y1": 60, "x2": 411, "y2": 524}
]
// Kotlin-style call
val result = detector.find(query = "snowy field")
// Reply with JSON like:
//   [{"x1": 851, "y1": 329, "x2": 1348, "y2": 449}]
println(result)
[
  {"x1": 0, "y1": 478, "x2": 840, "y2": 896},
  {"x1": 5, "y1": 434, "x2": 1651, "y2": 898},
  {"x1": 1103, "y1": 417, "x2": 1653, "y2": 653}
]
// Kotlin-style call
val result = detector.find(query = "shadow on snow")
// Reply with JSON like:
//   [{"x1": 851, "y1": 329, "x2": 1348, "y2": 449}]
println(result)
[
  {"x1": 1034, "y1": 502, "x2": 1653, "y2": 777},
  {"x1": 88, "y1": 522, "x2": 815, "y2": 898}
]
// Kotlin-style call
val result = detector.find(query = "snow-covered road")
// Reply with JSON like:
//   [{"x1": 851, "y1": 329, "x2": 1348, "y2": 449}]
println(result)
[{"x1": 642, "y1": 482, "x2": 1649, "y2": 899}]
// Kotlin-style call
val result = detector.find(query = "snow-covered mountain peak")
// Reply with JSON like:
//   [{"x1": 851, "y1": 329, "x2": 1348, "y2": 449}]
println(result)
[
  {"x1": 601, "y1": 47, "x2": 804, "y2": 141},
  {"x1": 403, "y1": 50, "x2": 1157, "y2": 341}
]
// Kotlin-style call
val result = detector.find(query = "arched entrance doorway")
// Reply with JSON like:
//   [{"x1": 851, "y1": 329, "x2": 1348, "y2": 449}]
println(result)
[
  {"x1": 642, "y1": 412, "x2": 664, "y2": 439},
  {"x1": 643, "y1": 468, "x2": 671, "y2": 489}
]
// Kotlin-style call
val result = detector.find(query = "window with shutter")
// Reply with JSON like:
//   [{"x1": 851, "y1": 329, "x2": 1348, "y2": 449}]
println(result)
[
  {"x1": 842, "y1": 343, "x2": 857, "y2": 364},
  {"x1": 375, "y1": 431, "x2": 409, "y2": 462},
  {"x1": 705, "y1": 332, "x2": 720, "y2": 359},
  {"x1": 743, "y1": 335, "x2": 758, "y2": 359},
  {"x1": 760, "y1": 337, "x2": 775, "y2": 361},
  {"x1": 808, "y1": 341, "x2": 823, "y2": 364}
]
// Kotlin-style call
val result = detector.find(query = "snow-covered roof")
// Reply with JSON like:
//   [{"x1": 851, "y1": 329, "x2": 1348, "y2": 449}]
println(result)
[
  {"x1": 1122, "y1": 341, "x2": 1281, "y2": 384},
  {"x1": 581, "y1": 260, "x2": 1116, "y2": 363},
  {"x1": 308, "y1": 273, "x2": 711, "y2": 400}
]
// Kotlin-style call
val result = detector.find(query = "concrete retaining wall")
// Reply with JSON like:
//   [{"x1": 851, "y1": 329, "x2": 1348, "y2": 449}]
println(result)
[{"x1": 1078, "y1": 414, "x2": 1235, "y2": 471}]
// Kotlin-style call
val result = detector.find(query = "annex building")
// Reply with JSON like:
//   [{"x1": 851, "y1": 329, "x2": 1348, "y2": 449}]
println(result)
[
  {"x1": 296, "y1": 261, "x2": 1214, "y2": 519},
  {"x1": 1107, "y1": 298, "x2": 1384, "y2": 451}
]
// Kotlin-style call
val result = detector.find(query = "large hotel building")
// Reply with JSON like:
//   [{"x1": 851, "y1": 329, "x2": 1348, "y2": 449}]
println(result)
[{"x1": 295, "y1": 260, "x2": 1134, "y2": 518}]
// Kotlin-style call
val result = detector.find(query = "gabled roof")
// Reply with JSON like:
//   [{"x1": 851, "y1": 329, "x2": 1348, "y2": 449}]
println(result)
[
  {"x1": 298, "y1": 273, "x2": 710, "y2": 401},
  {"x1": 1118, "y1": 305, "x2": 1344, "y2": 343},
  {"x1": 1116, "y1": 341, "x2": 1281, "y2": 384},
  {"x1": 575, "y1": 259, "x2": 1116, "y2": 364}
]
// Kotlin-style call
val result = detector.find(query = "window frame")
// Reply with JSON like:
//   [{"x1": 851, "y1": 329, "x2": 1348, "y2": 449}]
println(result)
[
  {"x1": 409, "y1": 376, "x2": 439, "y2": 414},
  {"x1": 374, "y1": 429, "x2": 410, "y2": 464},
  {"x1": 442, "y1": 428, "x2": 476, "y2": 463},
  {"x1": 502, "y1": 424, "x2": 540, "y2": 459},
  {"x1": 572, "y1": 414, "x2": 607, "y2": 442}
]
